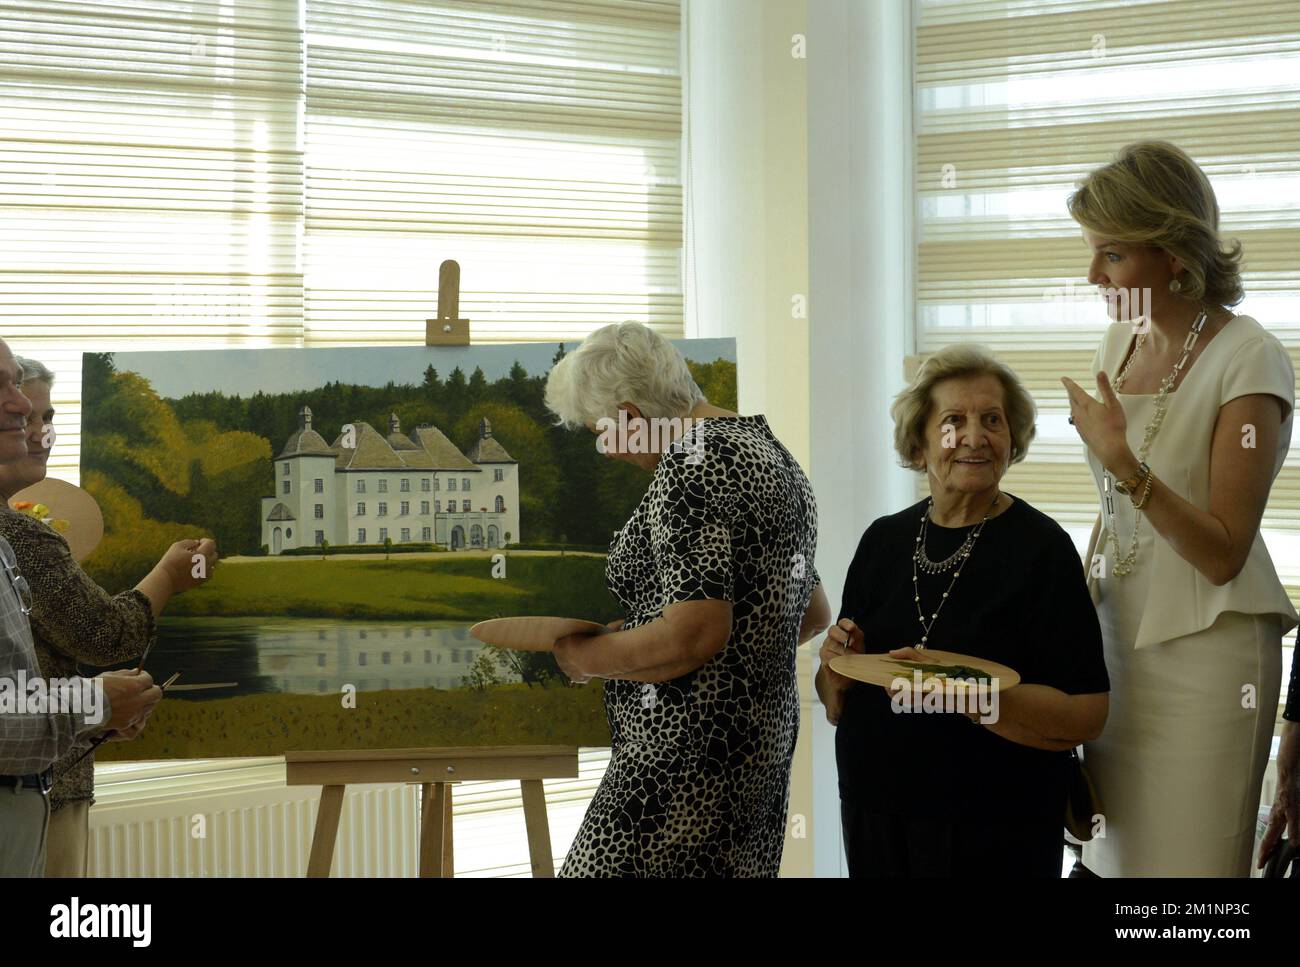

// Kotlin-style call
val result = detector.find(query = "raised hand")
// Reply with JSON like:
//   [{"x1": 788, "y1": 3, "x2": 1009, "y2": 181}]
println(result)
[
  {"x1": 156, "y1": 538, "x2": 219, "y2": 594},
  {"x1": 1061, "y1": 371, "x2": 1137, "y2": 476}
]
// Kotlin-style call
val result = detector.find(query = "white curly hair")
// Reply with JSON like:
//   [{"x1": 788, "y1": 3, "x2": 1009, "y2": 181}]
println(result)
[{"x1": 544, "y1": 321, "x2": 705, "y2": 429}]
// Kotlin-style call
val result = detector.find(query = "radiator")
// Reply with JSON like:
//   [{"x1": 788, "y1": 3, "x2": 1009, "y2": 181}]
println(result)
[
  {"x1": 91, "y1": 782, "x2": 423, "y2": 877},
  {"x1": 87, "y1": 751, "x2": 610, "y2": 878}
]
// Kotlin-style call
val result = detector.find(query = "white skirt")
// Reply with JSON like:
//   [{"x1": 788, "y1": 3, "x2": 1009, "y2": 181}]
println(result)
[{"x1": 1082, "y1": 534, "x2": 1281, "y2": 877}]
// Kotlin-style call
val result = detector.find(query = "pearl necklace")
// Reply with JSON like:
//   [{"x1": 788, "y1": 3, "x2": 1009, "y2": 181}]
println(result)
[
  {"x1": 1104, "y1": 309, "x2": 1208, "y2": 577},
  {"x1": 911, "y1": 492, "x2": 1000, "y2": 649}
]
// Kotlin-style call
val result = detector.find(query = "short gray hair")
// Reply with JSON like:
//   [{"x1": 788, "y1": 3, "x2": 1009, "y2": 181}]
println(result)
[
  {"x1": 16, "y1": 355, "x2": 54, "y2": 389},
  {"x1": 891, "y1": 343, "x2": 1036, "y2": 471},
  {"x1": 544, "y1": 321, "x2": 705, "y2": 429}
]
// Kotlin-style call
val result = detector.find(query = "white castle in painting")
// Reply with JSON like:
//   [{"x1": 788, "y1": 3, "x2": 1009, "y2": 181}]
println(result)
[{"x1": 260, "y1": 406, "x2": 519, "y2": 554}]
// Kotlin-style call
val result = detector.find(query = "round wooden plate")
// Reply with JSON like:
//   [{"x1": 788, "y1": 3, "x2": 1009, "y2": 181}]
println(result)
[
  {"x1": 469, "y1": 616, "x2": 609, "y2": 652},
  {"x1": 828, "y1": 648, "x2": 1020, "y2": 693},
  {"x1": 10, "y1": 477, "x2": 105, "y2": 562}
]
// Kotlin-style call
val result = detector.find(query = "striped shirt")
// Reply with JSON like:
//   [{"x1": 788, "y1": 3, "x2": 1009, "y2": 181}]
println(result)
[{"x1": 0, "y1": 530, "x2": 108, "y2": 775}]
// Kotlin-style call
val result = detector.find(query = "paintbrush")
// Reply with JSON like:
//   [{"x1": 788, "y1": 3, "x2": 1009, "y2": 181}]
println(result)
[{"x1": 66, "y1": 671, "x2": 181, "y2": 768}]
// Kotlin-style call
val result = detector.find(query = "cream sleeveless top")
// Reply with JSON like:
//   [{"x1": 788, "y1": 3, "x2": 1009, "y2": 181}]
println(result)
[{"x1": 1085, "y1": 314, "x2": 1298, "y2": 648}]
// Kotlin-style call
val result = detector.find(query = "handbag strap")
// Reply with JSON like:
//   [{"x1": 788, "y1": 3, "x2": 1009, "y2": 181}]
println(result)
[{"x1": 1263, "y1": 839, "x2": 1298, "y2": 878}]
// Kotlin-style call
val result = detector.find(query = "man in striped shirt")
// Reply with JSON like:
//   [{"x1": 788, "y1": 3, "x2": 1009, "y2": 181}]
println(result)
[{"x1": 0, "y1": 338, "x2": 161, "y2": 877}]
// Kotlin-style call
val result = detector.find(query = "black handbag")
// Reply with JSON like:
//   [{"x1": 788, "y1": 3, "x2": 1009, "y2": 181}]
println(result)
[{"x1": 1262, "y1": 838, "x2": 1298, "y2": 878}]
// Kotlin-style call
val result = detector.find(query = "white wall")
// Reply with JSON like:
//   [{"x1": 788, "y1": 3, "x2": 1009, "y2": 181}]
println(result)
[
  {"x1": 806, "y1": 0, "x2": 916, "y2": 877},
  {"x1": 684, "y1": 0, "x2": 814, "y2": 875},
  {"x1": 684, "y1": 0, "x2": 810, "y2": 465}
]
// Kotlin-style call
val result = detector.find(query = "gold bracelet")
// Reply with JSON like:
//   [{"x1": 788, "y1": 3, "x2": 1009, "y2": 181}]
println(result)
[
  {"x1": 1134, "y1": 466, "x2": 1155, "y2": 510},
  {"x1": 1114, "y1": 460, "x2": 1150, "y2": 496}
]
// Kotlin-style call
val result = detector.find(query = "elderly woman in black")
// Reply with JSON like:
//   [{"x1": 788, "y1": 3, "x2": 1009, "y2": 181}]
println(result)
[
  {"x1": 546, "y1": 321, "x2": 830, "y2": 877},
  {"x1": 0, "y1": 356, "x2": 217, "y2": 876},
  {"x1": 817, "y1": 344, "x2": 1110, "y2": 877}
]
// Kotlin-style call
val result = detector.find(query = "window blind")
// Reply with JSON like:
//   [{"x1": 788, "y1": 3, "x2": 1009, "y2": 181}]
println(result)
[
  {"x1": 913, "y1": 0, "x2": 1300, "y2": 719},
  {"x1": 1, "y1": 0, "x2": 683, "y2": 476},
  {"x1": 302, "y1": 0, "x2": 683, "y2": 345},
  {"x1": 0, "y1": 0, "x2": 305, "y2": 481}
]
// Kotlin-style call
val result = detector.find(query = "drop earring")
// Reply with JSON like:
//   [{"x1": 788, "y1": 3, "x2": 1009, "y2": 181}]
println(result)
[{"x1": 1169, "y1": 277, "x2": 1182, "y2": 293}]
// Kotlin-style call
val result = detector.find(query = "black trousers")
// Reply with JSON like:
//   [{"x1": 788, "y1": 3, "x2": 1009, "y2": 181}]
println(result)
[{"x1": 841, "y1": 801, "x2": 1064, "y2": 878}]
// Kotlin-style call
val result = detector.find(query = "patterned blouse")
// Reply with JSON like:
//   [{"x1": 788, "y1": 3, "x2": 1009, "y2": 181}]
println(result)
[
  {"x1": 558, "y1": 416, "x2": 821, "y2": 877},
  {"x1": 0, "y1": 509, "x2": 155, "y2": 810}
]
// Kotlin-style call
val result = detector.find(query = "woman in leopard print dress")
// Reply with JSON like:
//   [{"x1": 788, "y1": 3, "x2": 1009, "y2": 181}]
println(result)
[{"x1": 546, "y1": 323, "x2": 830, "y2": 877}]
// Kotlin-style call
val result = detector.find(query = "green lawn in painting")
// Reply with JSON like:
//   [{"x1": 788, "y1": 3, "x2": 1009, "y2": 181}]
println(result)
[
  {"x1": 96, "y1": 679, "x2": 611, "y2": 761},
  {"x1": 165, "y1": 551, "x2": 620, "y2": 623}
]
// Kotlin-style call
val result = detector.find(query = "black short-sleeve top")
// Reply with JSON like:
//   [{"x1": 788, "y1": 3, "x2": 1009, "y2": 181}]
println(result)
[{"x1": 834, "y1": 494, "x2": 1110, "y2": 820}]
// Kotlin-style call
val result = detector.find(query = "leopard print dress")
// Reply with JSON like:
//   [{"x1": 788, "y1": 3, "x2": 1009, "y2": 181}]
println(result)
[{"x1": 558, "y1": 415, "x2": 820, "y2": 877}]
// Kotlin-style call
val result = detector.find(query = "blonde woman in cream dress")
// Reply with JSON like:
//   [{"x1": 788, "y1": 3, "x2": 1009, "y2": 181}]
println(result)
[{"x1": 1062, "y1": 142, "x2": 1297, "y2": 877}]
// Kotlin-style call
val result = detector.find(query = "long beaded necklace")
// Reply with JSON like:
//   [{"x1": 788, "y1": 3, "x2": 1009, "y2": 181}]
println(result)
[
  {"x1": 911, "y1": 491, "x2": 1000, "y2": 648},
  {"x1": 1104, "y1": 309, "x2": 1208, "y2": 577}
]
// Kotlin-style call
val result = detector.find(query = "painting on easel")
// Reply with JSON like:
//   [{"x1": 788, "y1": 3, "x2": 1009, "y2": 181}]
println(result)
[{"x1": 78, "y1": 339, "x2": 737, "y2": 760}]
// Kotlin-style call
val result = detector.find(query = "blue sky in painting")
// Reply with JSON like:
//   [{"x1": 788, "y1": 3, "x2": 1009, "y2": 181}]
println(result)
[{"x1": 110, "y1": 339, "x2": 737, "y2": 398}]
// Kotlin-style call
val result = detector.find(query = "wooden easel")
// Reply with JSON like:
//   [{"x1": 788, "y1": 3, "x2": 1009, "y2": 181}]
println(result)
[
  {"x1": 285, "y1": 746, "x2": 580, "y2": 877},
  {"x1": 288, "y1": 265, "x2": 577, "y2": 879}
]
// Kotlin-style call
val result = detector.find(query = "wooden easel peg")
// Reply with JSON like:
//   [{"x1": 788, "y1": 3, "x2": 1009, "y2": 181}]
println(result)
[{"x1": 426, "y1": 259, "x2": 471, "y2": 346}]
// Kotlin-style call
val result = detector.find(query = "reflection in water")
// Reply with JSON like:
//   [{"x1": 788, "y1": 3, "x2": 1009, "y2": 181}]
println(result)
[{"x1": 142, "y1": 618, "x2": 520, "y2": 700}]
